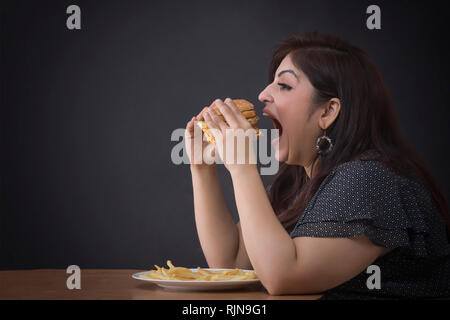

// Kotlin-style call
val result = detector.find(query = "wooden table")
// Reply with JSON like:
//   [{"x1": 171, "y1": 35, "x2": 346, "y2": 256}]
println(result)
[{"x1": 0, "y1": 269, "x2": 321, "y2": 300}]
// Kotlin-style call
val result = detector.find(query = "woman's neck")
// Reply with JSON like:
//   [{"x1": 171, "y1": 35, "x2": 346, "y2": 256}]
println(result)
[{"x1": 304, "y1": 155, "x2": 320, "y2": 179}]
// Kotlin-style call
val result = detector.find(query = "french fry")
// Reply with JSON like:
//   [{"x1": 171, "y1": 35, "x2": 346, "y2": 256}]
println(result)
[
  {"x1": 140, "y1": 273, "x2": 165, "y2": 280},
  {"x1": 167, "y1": 260, "x2": 175, "y2": 269},
  {"x1": 140, "y1": 260, "x2": 258, "y2": 281},
  {"x1": 223, "y1": 269, "x2": 240, "y2": 275},
  {"x1": 197, "y1": 268, "x2": 213, "y2": 275}
]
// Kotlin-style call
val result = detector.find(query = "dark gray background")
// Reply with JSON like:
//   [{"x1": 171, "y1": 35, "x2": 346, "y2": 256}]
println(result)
[{"x1": 1, "y1": 0, "x2": 449, "y2": 269}]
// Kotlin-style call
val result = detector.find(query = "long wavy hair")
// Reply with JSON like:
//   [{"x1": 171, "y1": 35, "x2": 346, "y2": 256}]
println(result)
[{"x1": 267, "y1": 32, "x2": 450, "y2": 238}]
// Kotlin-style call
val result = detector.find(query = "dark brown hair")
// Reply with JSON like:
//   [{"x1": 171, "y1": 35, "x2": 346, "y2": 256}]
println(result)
[{"x1": 267, "y1": 32, "x2": 450, "y2": 238}]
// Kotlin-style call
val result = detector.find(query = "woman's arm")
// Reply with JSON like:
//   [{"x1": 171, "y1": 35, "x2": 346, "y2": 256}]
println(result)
[
  {"x1": 230, "y1": 165, "x2": 390, "y2": 295},
  {"x1": 284, "y1": 235, "x2": 392, "y2": 294},
  {"x1": 235, "y1": 221, "x2": 253, "y2": 269},
  {"x1": 191, "y1": 165, "x2": 252, "y2": 269}
]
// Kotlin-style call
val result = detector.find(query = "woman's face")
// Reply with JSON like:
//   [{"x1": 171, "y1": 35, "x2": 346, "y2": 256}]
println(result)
[{"x1": 258, "y1": 53, "x2": 323, "y2": 168}]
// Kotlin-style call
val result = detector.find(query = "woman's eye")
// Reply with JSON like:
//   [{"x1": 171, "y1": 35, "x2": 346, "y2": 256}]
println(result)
[{"x1": 277, "y1": 83, "x2": 292, "y2": 91}]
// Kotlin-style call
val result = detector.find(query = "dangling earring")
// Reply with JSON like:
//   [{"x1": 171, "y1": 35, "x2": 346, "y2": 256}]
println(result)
[{"x1": 316, "y1": 129, "x2": 333, "y2": 156}]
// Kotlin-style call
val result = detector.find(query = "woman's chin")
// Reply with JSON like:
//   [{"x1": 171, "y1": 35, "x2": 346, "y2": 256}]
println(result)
[
  {"x1": 275, "y1": 147, "x2": 288, "y2": 163},
  {"x1": 273, "y1": 133, "x2": 289, "y2": 162}
]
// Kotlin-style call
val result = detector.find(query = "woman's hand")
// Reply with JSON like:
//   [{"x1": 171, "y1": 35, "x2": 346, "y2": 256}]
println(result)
[
  {"x1": 203, "y1": 98, "x2": 258, "y2": 174},
  {"x1": 185, "y1": 106, "x2": 216, "y2": 170}
]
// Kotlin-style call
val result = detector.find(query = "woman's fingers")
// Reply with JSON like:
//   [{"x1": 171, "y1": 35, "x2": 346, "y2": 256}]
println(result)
[
  {"x1": 203, "y1": 111, "x2": 221, "y2": 135},
  {"x1": 205, "y1": 106, "x2": 229, "y2": 132},
  {"x1": 225, "y1": 98, "x2": 252, "y2": 128},
  {"x1": 197, "y1": 106, "x2": 209, "y2": 121},
  {"x1": 187, "y1": 116, "x2": 195, "y2": 127},
  {"x1": 186, "y1": 117, "x2": 193, "y2": 132},
  {"x1": 214, "y1": 99, "x2": 240, "y2": 128},
  {"x1": 185, "y1": 116, "x2": 196, "y2": 139}
]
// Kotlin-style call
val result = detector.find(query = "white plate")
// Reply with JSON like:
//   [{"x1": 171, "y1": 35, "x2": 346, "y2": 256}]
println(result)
[{"x1": 132, "y1": 268, "x2": 260, "y2": 291}]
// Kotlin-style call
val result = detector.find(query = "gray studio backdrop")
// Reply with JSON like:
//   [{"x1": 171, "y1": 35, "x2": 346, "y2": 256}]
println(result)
[{"x1": 1, "y1": 0, "x2": 449, "y2": 269}]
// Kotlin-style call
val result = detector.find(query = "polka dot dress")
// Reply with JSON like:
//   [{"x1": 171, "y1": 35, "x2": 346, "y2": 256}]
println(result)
[{"x1": 276, "y1": 149, "x2": 450, "y2": 299}]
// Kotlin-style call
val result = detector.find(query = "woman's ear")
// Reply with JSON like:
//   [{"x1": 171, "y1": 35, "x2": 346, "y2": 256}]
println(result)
[{"x1": 319, "y1": 98, "x2": 341, "y2": 130}]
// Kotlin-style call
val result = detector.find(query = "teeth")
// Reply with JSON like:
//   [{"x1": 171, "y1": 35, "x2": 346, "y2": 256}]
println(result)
[{"x1": 262, "y1": 112, "x2": 270, "y2": 117}]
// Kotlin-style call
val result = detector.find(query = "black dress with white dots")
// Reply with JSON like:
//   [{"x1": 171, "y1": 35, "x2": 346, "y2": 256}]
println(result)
[{"x1": 276, "y1": 149, "x2": 450, "y2": 299}]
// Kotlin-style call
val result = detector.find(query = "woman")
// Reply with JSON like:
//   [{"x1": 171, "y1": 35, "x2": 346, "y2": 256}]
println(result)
[{"x1": 184, "y1": 32, "x2": 450, "y2": 299}]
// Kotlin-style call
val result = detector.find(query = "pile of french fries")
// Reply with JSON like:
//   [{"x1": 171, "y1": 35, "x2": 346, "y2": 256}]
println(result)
[{"x1": 139, "y1": 260, "x2": 257, "y2": 281}]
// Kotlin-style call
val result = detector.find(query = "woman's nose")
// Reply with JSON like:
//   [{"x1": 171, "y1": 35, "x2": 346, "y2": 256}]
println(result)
[{"x1": 258, "y1": 85, "x2": 273, "y2": 104}]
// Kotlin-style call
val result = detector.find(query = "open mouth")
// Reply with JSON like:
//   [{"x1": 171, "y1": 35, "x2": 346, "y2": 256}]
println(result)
[
  {"x1": 272, "y1": 118, "x2": 283, "y2": 137},
  {"x1": 263, "y1": 112, "x2": 283, "y2": 137}
]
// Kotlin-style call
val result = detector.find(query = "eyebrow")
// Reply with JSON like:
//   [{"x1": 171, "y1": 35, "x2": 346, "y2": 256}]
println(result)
[{"x1": 277, "y1": 69, "x2": 299, "y2": 81}]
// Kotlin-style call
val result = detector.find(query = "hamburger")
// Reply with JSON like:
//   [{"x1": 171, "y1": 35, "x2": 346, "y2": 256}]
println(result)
[{"x1": 196, "y1": 99, "x2": 261, "y2": 144}]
